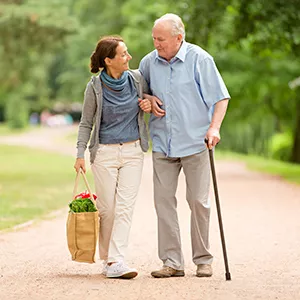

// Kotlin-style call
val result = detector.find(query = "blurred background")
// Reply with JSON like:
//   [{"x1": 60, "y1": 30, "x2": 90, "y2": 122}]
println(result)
[{"x1": 0, "y1": 0, "x2": 299, "y2": 164}]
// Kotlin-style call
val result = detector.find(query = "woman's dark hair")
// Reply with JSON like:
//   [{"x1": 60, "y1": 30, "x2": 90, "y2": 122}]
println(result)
[{"x1": 90, "y1": 36, "x2": 124, "y2": 73}]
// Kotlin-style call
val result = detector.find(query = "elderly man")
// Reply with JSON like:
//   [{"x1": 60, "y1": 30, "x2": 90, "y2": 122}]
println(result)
[{"x1": 139, "y1": 13, "x2": 230, "y2": 278}]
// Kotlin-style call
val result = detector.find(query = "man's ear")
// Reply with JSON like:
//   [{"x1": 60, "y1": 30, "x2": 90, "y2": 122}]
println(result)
[{"x1": 177, "y1": 34, "x2": 183, "y2": 43}]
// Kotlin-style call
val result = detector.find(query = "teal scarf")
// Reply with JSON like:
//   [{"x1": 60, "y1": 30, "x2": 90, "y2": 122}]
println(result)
[{"x1": 100, "y1": 70, "x2": 128, "y2": 91}]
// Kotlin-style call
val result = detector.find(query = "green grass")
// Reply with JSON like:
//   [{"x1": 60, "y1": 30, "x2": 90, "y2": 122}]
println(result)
[
  {"x1": 0, "y1": 123, "x2": 42, "y2": 136},
  {"x1": 0, "y1": 123, "x2": 27, "y2": 135},
  {"x1": 0, "y1": 145, "x2": 94, "y2": 231},
  {"x1": 216, "y1": 151, "x2": 300, "y2": 185}
]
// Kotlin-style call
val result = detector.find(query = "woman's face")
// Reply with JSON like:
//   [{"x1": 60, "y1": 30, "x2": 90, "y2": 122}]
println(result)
[{"x1": 106, "y1": 42, "x2": 132, "y2": 75}]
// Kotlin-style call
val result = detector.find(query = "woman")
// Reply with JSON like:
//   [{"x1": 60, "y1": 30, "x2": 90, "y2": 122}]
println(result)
[{"x1": 74, "y1": 36, "x2": 151, "y2": 279}]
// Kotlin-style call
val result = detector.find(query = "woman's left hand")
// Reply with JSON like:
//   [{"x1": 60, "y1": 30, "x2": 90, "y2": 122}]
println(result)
[{"x1": 138, "y1": 98, "x2": 152, "y2": 113}]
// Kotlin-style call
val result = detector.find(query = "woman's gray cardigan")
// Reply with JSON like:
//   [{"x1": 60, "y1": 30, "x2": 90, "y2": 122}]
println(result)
[{"x1": 76, "y1": 69, "x2": 149, "y2": 163}]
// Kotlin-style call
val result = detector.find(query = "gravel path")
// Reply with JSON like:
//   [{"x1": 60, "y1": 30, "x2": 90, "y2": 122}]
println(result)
[{"x1": 0, "y1": 126, "x2": 300, "y2": 300}]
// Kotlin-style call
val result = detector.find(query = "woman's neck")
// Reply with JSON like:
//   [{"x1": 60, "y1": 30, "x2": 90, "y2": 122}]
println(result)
[{"x1": 106, "y1": 69, "x2": 122, "y2": 79}]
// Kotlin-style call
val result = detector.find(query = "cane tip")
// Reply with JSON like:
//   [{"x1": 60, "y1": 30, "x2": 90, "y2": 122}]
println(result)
[{"x1": 225, "y1": 273, "x2": 231, "y2": 281}]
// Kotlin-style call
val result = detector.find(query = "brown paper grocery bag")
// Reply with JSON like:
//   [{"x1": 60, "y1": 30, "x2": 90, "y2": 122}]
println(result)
[{"x1": 66, "y1": 170, "x2": 99, "y2": 263}]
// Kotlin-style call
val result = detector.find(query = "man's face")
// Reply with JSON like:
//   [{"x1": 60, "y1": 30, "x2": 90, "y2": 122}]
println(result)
[{"x1": 152, "y1": 22, "x2": 182, "y2": 61}]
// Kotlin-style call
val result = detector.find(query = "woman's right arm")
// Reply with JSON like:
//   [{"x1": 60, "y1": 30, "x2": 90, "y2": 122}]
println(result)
[{"x1": 74, "y1": 81, "x2": 97, "y2": 173}]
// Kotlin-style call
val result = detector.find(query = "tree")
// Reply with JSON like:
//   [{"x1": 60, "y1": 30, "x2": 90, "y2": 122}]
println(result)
[
  {"x1": 57, "y1": 0, "x2": 126, "y2": 102},
  {"x1": 0, "y1": 0, "x2": 77, "y2": 127},
  {"x1": 232, "y1": 0, "x2": 300, "y2": 162}
]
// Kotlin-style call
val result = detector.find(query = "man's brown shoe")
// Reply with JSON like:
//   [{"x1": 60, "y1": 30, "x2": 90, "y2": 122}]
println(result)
[
  {"x1": 151, "y1": 266, "x2": 185, "y2": 278},
  {"x1": 196, "y1": 264, "x2": 213, "y2": 277}
]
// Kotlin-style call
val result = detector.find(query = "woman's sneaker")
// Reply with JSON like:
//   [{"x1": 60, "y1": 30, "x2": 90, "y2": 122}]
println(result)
[
  {"x1": 106, "y1": 261, "x2": 138, "y2": 279},
  {"x1": 101, "y1": 261, "x2": 108, "y2": 276}
]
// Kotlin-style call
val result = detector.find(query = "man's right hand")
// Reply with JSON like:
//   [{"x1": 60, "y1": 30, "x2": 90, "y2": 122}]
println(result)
[
  {"x1": 149, "y1": 95, "x2": 165, "y2": 117},
  {"x1": 74, "y1": 158, "x2": 86, "y2": 173}
]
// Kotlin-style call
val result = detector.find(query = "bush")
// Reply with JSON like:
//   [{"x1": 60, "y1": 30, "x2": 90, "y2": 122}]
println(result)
[
  {"x1": 5, "y1": 96, "x2": 29, "y2": 129},
  {"x1": 269, "y1": 131, "x2": 293, "y2": 161}
]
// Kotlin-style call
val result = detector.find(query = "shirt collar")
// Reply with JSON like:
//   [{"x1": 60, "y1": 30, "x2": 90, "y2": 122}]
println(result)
[
  {"x1": 175, "y1": 40, "x2": 187, "y2": 62},
  {"x1": 155, "y1": 40, "x2": 187, "y2": 63}
]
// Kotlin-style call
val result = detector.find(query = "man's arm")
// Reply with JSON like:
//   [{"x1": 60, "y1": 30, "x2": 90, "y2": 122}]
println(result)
[{"x1": 205, "y1": 98, "x2": 229, "y2": 149}]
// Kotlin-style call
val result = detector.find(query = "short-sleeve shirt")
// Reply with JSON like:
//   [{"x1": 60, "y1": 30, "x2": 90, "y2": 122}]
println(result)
[{"x1": 139, "y1": 41, "x2": 230, "y2": 157}]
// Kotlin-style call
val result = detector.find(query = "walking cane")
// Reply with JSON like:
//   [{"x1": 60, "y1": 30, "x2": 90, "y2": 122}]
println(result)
[{"x1": 205, "y1": 139, "x2": 231, "y2": 281}]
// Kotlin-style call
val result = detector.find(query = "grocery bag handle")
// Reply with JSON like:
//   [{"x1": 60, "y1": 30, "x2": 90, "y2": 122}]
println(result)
[{"x1": 72, "y1": 169, "x2": 96, "y2": 204}]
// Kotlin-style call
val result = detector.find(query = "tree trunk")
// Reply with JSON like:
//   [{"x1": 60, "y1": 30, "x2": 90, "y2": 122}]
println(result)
[{"x1": 291, "y1": 94, "x2": 300, "y2": 163}]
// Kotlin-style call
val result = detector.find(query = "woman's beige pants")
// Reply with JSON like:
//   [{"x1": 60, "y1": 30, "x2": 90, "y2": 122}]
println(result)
[{"x1": 91, "y1": 140, "x2": 143, "y2": 262}]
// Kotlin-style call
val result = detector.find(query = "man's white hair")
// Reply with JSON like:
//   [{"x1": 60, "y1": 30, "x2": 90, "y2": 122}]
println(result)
[{"x1": 154, "y1": 13, "x2": 185, "y2": 40}]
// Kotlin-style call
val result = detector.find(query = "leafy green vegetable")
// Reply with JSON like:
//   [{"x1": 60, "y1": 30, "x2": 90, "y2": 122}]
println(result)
[{"x1": 69, "y1": 198, "x2": 97, "y2": 213}]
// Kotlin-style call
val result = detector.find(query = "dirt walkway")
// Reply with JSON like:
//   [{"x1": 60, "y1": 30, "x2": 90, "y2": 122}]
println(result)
[{"x1": 1, "y1": 127, "x2": 300, "y2": 300}]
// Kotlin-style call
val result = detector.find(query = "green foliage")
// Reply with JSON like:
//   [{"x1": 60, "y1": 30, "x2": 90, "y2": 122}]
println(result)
[
  {"x1": 4, "y1": 95, "x2": 29, "y2": 129},
  {"x1": 120, "y1": 0, "x2": 170, "y2": 67},
  {"x1": 1, "y1": 0, "x2": 299, "y2": 162},
  {"x1": 219, "y1": 117, "x2": 275, "y2": 156},
  {"x1": 234, "y1": 0, "x2": 300, "y2": 57},
  {"x1": 269, "y1": 131, "x2": 293, "y2": 161},
  {"x1": 175, "y1": 0, "x2": 229, "y2": 47},
  {"x1": 0, "y1": 0, "x2": 77, "y2": 74},
  {"x1": 69, "y1": 198, "x2": 97, "y2": 213},
  {"x1": 0, "y1": 0, "x2": 78, "y2": 127},
  {"x1": 56, "y1": 0, "x2": 126, "y2": 100},
  {"x1": 217, "y1": 42, "x2": 298, "y2": 160},
  {"x1": 227, "y1": 0, "x2": 300, "y2": 162}
]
